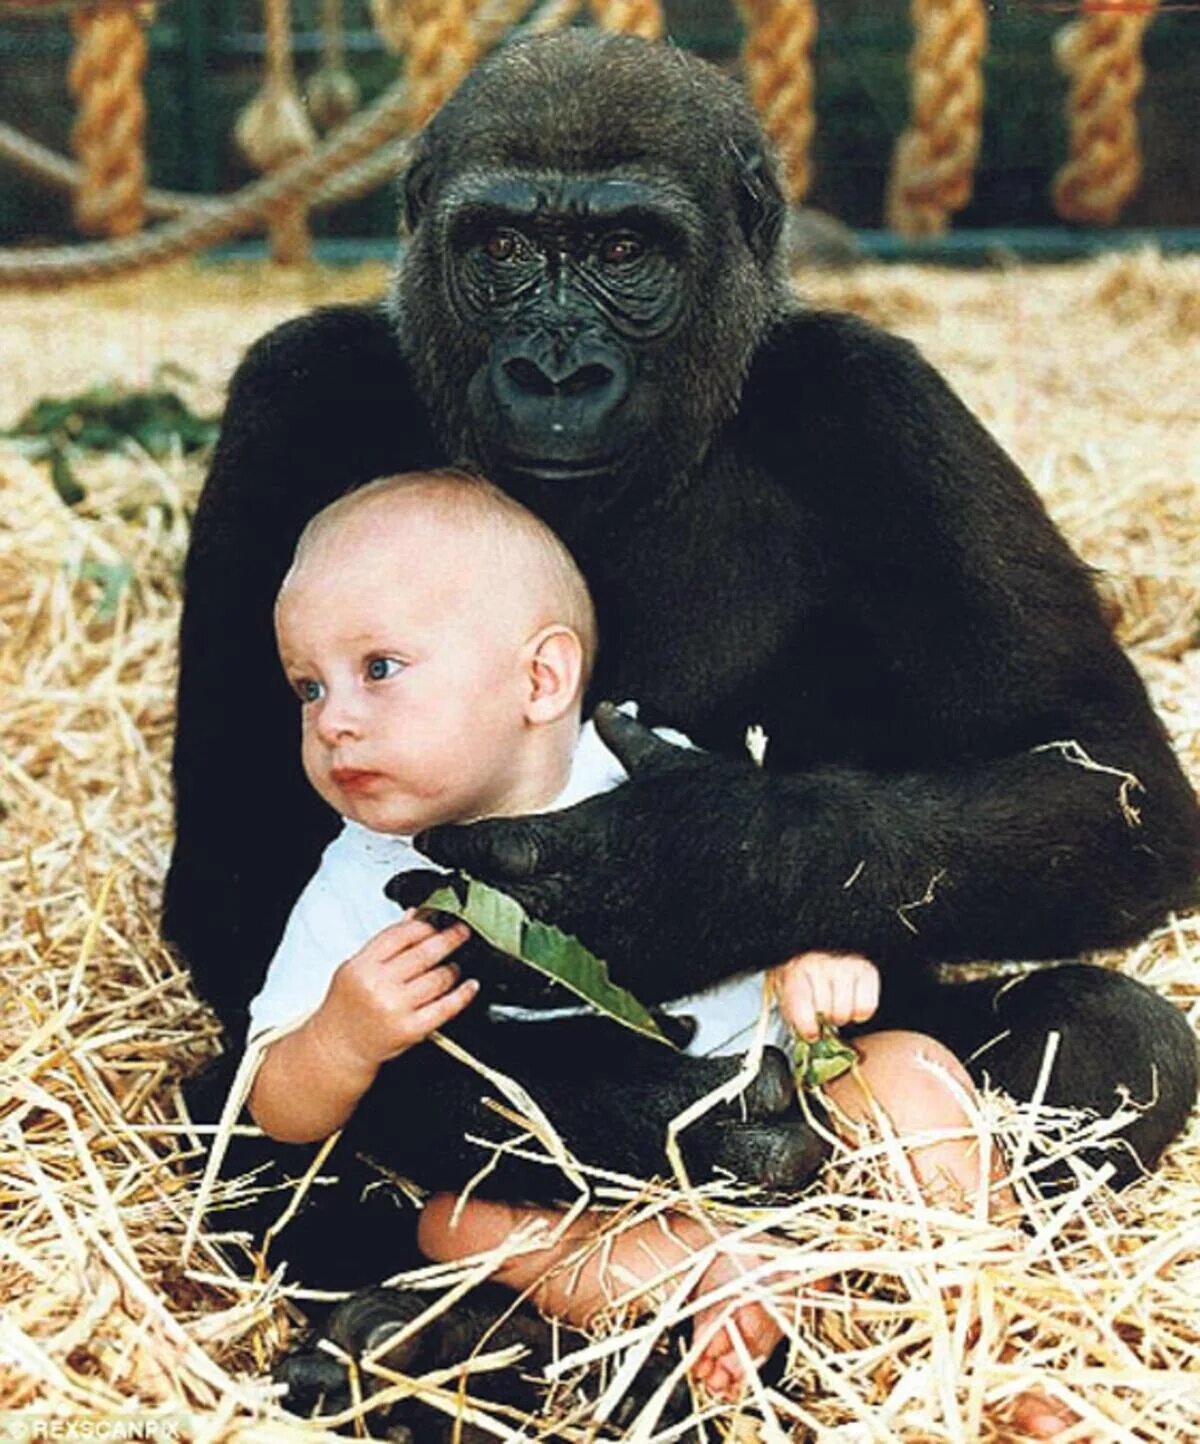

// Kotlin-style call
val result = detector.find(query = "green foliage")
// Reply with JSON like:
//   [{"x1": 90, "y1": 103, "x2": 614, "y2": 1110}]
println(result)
[
  {"x1": 3, "y1": 369, "x2": 219, "y2": 509},
  {"x1": 793, "y1": 1024, "x2": 857, "y2": 1089},
  {"x1": 419, "y1": 875, "x2": 675, "y2": 1047}
]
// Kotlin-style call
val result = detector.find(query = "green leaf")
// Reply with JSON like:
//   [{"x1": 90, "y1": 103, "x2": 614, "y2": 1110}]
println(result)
[
  {"x1": 419, "y1": 876, "x2": 674, "y2": 1047},
  {"x1": 793, "y1": 1024, "x2": 858, "y2": 1089}
]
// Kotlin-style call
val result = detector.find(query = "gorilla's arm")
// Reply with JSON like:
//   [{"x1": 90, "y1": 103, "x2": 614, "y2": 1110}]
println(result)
[
  {"x1": 164, "y1": 303, "x2": 438, "y2": 1031},
  {"x1": 406, "y1": 313, "x2": 1200, "y2": 1002}
]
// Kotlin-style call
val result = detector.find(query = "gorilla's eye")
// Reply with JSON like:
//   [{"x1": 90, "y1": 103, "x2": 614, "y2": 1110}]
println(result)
[
  {"x1": 484, "y1": 229, "x2": 524, "y2": 262},
  {"x1": 599, "y1": 233, "x2": 644, "y2": 266}
]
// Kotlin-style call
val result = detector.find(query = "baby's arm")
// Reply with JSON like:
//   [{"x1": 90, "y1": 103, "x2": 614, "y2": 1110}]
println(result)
[
  {"x1": 772, "y1": 950, "x2": 880, "y2": 1039},
  {"x1": 249, "y1": 914, "x2": 475, "y2": 1143}
]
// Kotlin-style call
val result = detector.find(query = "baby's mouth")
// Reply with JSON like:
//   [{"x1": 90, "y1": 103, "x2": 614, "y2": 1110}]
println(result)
[{"x1": 330, "y1": 767, "x2": 383, "y2": 792}]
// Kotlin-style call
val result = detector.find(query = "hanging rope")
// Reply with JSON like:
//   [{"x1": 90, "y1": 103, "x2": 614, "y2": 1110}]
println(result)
[
  {"x1": 235, "y1": 0, "x2": 317, "y2": 262},
  {"x1": 404, "y1": 0, "x2": 483, "y2": 130},
  {"x1": 474, "y1": 0, "x2": 534, "y2": 50},
  {"x1": 368, "y1": 0, "x2": 408, "y2": 54},
  {"x1": 886, "y1": 0, "x2": 987, "y2": 238},
  {"x1": 525, "y1": 0, "x2": 583, "y2": 31},
  {"x1": 737, "y1": 0, "x2": 818, "y2": 205},
  {"x1": 67, "y1": 1, "x2": 150, "y2": 238},
  {"x1": 588, "y1": 0, "x2": 662, "y2": 41},
  {"x1": 1052, "y1": 0, "x2": 1158, "y2": 226},
  {"x1": 307, "y1": 0, "x2": 360, "y2": 131}
]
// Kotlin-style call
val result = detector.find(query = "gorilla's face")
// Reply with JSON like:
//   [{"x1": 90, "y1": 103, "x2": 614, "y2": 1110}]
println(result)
[
  {"x1": 390, "y1": 32, "x2": 788, "y2": 541},
  {"x1": 442, "y1": 170, "x2": 696, "y2": 488}
]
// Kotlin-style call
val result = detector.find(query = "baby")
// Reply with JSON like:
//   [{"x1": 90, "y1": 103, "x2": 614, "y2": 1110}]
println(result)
[{"x1": 247, "y1": 469, "x2": 1064, "y2": 1429}]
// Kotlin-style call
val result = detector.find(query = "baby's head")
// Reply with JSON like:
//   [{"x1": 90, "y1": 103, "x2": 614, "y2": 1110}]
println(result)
[{"x1": 275, "y1": 470, "x2": 596, "y2": 835}]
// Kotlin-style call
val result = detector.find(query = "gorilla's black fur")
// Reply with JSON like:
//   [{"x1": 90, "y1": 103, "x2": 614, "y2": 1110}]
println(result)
[{"x1": 166, "y1": 30, "x2": 1199, "y2": 1423}]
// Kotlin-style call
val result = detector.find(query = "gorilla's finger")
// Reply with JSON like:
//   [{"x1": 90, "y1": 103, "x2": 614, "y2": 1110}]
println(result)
[
  {"x1": 415, "y1": 818, "x2": 545, "y2": 880},
  {"x1": 384, "y1": 867, "x2": 454, "y2": 913},
  {"x1": 593, "y1": 700, "x2": 697, "y2": 776}
]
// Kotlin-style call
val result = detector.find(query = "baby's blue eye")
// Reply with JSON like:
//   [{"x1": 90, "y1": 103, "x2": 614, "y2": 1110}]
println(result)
[
  {"x1": 366, "y1": 657, "x2": 404, "y2": 681},
  {"x1": 295, "y1": 678, "x2": 324, "y2": 704}
]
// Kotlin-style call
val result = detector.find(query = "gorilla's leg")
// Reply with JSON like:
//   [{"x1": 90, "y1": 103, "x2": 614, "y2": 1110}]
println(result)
[
  {"x1": 873, "y1": 963, "x2": 1197, "y2": 1189},
  {"x1": 347, "y1": 1018, "x2": 829, "y2": 1200}
]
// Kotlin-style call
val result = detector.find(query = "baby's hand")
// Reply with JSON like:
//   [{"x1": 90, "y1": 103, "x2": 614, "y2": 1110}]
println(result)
[
  {"x1": 772, "y1": 951, "x2": 879, "y2": 1040},
  {"x1": 311, "y1": 915, "x2": 477, "y2": 1076}
]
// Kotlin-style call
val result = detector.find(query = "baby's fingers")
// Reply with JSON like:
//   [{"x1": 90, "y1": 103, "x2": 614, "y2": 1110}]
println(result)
[
  {"x1": 413, "y1": 976, "x2": 480, "y2": 1032},
  {"x1": 852, "y1": 962, "x2": 880, "y2": 1023}
]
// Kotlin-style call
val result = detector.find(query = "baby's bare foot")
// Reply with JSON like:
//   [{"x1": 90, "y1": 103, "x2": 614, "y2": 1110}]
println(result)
[{"x1": 688, "y1": 1246, "x2": 785, "y2": 1401}]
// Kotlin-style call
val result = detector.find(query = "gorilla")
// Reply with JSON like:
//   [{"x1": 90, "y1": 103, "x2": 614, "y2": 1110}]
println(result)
[{"x1": 166, "y1": 27, "x2": 1199, "y2": 1418}]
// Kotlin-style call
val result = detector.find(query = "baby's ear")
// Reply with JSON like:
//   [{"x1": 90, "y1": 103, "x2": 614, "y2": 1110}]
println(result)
[{"x1": 525, "y1": 624, "x2": 584, "y2": 724}]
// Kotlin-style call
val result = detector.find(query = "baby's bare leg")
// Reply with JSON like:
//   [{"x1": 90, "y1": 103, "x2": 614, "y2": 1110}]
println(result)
[
  {"x1": 824, "y1": 1028, "x2": 1014, "y2": 1214},
  {"x1": 420, "y1": 1193, "x2": 784, "y2": 1402},
  {"x1": 825, "y1": 1031, "x2": 1076, "y2": 1437},
  {"x1": 420, "y1": 1193, "x2": 716, "y2": 1327}
]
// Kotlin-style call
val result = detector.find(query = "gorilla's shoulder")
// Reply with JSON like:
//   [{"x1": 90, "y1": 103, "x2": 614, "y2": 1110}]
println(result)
[
  {"x1": 230, "y1": 302, "x2": 406, "y2": 404},
  {"x1": 747, "y1": 307, "x2": 926, "y2": 406}
]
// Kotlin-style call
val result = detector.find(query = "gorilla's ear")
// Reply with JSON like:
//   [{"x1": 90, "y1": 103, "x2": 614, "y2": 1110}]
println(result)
[
  {"x1": 735, "y1": 146, "x2": 786, "y2": 265},
  {"x1": 401, "y1": 152, "x2": 435, "y2": 235}
]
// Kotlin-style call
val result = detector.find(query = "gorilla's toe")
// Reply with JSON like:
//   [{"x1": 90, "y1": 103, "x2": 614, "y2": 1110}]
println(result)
[
  {"x1": 274, "y1": 1344, "x2": 352, "y2": 1418},
  {"x1": 739, "y1": 1046, "x2": 796, "y2": 1119},
  {"x1": 326, "y1": 1285, "x2": 431, "y2": 1369}
]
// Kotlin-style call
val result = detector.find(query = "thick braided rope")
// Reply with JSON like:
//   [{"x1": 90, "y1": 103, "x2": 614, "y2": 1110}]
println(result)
[
  {"x1": 0, "y1": 72, "x2": 418, "y2": 287},
  {"x1": 67, "y1": 2, "x2": 148, "y2": 237},
  {"x1": 589, "y1": 0, "x2": 663, "y2": 41},
  {"x1": 737, "y1": 0, "x2": 818, "y2": 204},
  {"x1": 405, "y1": 0, "x2": 483, "y2": 130},
  {"x1": 886, "y1": 0, "x2": 987, "y2": 238},
  {"x1": 1052, "y1": 0, "x2": 1157, "y2": 225}
]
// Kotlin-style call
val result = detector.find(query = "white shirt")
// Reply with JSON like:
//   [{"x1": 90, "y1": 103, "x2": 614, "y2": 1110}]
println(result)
[{"x1": 248, "y1": 716, "x2": 790, "y2": 1058}]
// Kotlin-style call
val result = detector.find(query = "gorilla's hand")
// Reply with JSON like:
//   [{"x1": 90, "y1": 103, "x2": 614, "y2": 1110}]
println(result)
[
  {"x1": 384, "y1": 868, "x2": 567, "y2": 1007},
  {"x1": 388, "y1": 702, "x2": 811, "y2": 1005}
]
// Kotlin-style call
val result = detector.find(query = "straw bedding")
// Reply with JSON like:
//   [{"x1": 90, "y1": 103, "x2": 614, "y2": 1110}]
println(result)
[{"x1": 1, "y1": 252, "x2": 1197, "y2": 1441}]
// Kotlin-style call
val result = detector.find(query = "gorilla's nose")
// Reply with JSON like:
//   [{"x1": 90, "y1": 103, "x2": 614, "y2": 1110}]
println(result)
[
  {"x1": 502, "y1": 355, "x2": 617, "y2": 399},
  {"x1": 490, "y1": 335, "x2": 630, "y2": 432}
]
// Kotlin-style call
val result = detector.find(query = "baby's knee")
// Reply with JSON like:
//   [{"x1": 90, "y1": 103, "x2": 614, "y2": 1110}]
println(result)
[
  {"x1": 848, "y1": 1029, "x2": 978, "y2": 1128},
  {"x1": 416, "y1": 1192, "x2": 461, "y2": 1262}
]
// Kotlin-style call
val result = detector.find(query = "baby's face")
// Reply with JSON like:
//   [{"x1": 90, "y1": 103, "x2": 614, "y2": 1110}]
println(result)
[{"x1": 275, "y1": 510, "x2": 534, "y2": 835}]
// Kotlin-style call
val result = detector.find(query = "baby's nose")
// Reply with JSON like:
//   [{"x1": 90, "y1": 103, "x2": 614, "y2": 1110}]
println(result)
[{"x1": 314, "y1": 693, "x2": 362, "y2": 744}]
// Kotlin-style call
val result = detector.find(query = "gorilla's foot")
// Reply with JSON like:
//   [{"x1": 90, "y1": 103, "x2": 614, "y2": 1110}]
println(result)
[
  {"x1": 700, "y1": 1115, "x2": 830, "y2": 1192},
  {"x1": 276, "y1": 1284, "x2": 553, "y2": 1438}
]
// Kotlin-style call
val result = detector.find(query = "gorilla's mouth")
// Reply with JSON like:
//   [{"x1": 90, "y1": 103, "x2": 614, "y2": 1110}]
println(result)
[{"x1": 496, "y1": 455, "x2": 620, "y2": 483}]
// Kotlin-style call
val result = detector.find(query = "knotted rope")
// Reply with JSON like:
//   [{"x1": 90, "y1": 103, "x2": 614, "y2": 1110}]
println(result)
[
  {"x1": 886, "y1": 0, "x2": 987, "y2": 238},
  {"x1": 307, "y1": 0, "x2": 360, "y2": 132},
  {"x1": 588, "y1": 0, "x2": 663, "y2": 41},
  {"x1": 404, "y1": 0, "x2": 483, "y2": 130},
  {"x1": 235, "y1": 0, "x2": 317, "y2": 262},
  {"x1": 0, "y1": 70, "x2": 419, "y2": 287},
  {"x1": 1052, "y1": 0, "x2": 1158, "y2": 225},
  {"x1": 737, "y1": 0, "x2": 818, "y2": 204},
  {"x1": 67, "y1": 1, "x2": 149, "y2": 237}
]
